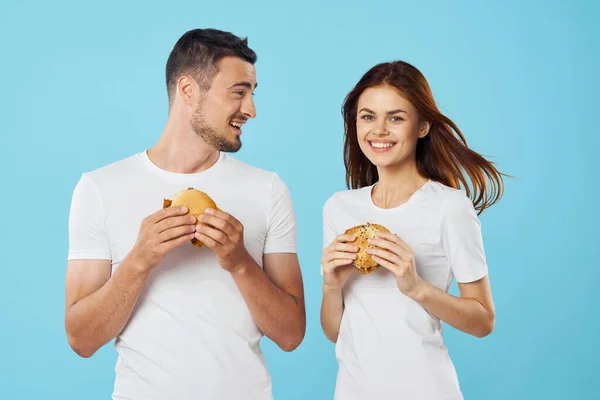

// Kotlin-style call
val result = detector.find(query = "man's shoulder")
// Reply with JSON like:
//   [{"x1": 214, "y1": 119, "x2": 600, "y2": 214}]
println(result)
[
  {"x1": 82, "y1": 152, "x2": 144, "y2": 185},
  {"x1": 221, "y1": 153, "x2": 280, "y2": 182}
]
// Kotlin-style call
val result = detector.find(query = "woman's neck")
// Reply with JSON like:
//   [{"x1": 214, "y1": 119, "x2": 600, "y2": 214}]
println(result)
[{"x1": 372, "y1": 162, "x2": 429, "y2": 209}]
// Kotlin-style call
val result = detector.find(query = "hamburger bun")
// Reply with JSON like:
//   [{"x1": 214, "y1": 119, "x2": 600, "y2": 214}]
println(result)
[
  {"x1": 163, "y1": 187, "x2": 217, "y2": 248},
  {"x1": 344, "y1": 222, "x2": 391, "y2": 274}
]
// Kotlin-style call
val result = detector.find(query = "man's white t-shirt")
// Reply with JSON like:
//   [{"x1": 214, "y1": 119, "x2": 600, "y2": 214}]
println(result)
[
  {"x1": 322, "y1": 180, "x2": 488, "y2": 400},
  {"x1": 68, "y1": 151, "x2": 297, "y2": 400}
]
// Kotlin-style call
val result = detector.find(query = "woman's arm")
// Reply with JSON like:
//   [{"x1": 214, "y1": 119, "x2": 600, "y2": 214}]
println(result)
[
  {"x1": 367, "y1": 232, "x2": 495, "y2": 338},
  {"x1": 409, "y1": 275, "x2": 495, "y2": 338}
]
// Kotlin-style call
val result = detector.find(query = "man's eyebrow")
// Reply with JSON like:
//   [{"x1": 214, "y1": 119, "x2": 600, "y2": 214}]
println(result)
[{"x1": 228, "y1": 81, "x2": 258, "y2": 89}]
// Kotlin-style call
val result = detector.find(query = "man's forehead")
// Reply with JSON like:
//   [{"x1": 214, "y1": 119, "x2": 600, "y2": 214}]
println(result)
[{"x1": 215, "y1": 57, "x2": 257, "y2": 86}]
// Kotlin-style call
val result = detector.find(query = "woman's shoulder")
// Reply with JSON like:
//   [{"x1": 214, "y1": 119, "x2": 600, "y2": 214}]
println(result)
[
  {"x1": 426, "y1": 181, "x2": 476, "y2": 216},
  {"x1": 426, "y1": 180, "x2": 467, "y2": 199},
  {"x1": 323, "y1": 186, "x2": 372, "y2": 211}
]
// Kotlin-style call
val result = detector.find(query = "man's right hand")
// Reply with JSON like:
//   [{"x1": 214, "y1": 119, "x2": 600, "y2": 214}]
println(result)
[
  {"x1": 321, "y1": 234, "x2": 360, "y2": 292},
  {"x1": 129, "y1": 206, "x2": 197, "y2": 271}
]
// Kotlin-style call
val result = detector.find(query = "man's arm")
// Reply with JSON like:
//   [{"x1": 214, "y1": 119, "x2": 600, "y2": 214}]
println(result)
[
  {"x1": 230, "y1": 253, "x2": 306, "y2": 351},
  {"x1": 64, "y1": 257, "x2": 151, "y2": 357},
  {"x1": 65, "y1": 206, "x2": 197, "y2": 357},
  {"x1": 196, "y1": 209, "x2": 306, "y2": 351}
]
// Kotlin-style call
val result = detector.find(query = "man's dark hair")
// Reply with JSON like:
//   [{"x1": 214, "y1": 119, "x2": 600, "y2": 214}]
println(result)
[{"x1": 165, "y1": 28, "x2": 257, "y2": 104}]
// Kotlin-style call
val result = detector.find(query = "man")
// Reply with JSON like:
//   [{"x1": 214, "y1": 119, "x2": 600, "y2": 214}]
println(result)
[{"x1": 65, "y1": 28, "x2": 306, "y2": 399}]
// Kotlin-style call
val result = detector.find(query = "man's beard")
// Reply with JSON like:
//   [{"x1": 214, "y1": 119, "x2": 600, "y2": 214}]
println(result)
[{"x1": 191, "y1": 102, "x2": 242, "y2": 153}]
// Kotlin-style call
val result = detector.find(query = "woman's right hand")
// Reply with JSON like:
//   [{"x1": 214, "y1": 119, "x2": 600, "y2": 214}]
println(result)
[{"x1": 321, "y1": 234, "x2": 360, "y2": 292}]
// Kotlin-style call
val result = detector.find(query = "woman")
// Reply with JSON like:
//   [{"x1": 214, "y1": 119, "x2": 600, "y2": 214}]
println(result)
[{"x1": 320, "y1": 61, "x2": 505, "y2": 399}]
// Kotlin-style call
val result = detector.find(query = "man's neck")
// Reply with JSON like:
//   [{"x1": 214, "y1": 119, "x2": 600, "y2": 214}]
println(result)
[{"x1": 147, "y1": 114, "x2": 219, "y2": 174}]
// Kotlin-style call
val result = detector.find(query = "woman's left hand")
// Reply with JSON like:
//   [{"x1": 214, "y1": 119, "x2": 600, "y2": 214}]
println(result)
[{"x1": 367, "y1": 232, "x2": 424, "y2": 299}]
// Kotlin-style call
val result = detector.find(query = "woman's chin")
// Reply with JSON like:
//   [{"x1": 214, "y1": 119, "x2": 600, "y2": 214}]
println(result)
[{"x1": 366, "y1": 156, "x2": 398, "y2": 169}]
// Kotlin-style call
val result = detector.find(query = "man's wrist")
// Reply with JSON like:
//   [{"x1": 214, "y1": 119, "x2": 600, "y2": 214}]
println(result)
[
  {"x1": 228, "y1": 254, "x2": 255, "y2": 277},
  {"x1": 123, "y1": 250, "x2": 151, "y2": 274}
]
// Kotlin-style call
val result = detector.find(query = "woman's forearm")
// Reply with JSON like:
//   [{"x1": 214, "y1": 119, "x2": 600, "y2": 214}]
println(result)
[
  {"x1": 320, "y1": 284, "x2": 345, "y2": 342},
  {"x1": 410, "y1": 280, "x2": 495, "y2": 338}
]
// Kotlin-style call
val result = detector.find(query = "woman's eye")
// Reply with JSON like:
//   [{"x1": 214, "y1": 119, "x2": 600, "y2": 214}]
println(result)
[
  {"x1": 390, "y1": 116, "x2": 404, "y2": 122},
  {"x1": 361, "y1": 115, "x2": 374, "y2": 120}
]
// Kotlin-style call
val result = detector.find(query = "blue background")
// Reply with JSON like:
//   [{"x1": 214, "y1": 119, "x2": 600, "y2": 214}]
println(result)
[{"x1": 1, "y1": 0, "x2": 598, "y2": 399}]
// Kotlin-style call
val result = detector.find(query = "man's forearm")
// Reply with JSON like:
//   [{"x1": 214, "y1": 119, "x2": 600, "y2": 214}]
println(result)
[
  {"x1": 230, "y1": 260, "x2": 306, "y2": 351},
  {"x1": 65, "y1": 256, "x2": 150, "y2": 357},
  {"x1": 320, "y1": 285, "x2": 344, "y2": 343}
]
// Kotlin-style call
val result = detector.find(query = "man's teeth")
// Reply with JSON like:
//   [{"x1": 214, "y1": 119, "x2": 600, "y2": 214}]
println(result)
[
  {"x1": 230, "y1": 122, "x2": 242, "y2": 128},
  {"x1": 370, "y1": 142, "x2": 395, "y2": 148}
]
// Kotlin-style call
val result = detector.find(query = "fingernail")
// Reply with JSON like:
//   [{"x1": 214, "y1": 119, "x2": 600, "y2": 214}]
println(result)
[
  {"x1": 181, "y1": 206, "x2": 188, "y2": 212},
  {"x1": 205, "y1": 208, "x2": 214, "y2": 214}
]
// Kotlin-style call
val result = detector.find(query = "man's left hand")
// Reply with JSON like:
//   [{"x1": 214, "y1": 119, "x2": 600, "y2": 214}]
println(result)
[{"x1": 195, "y1": 208, "x2": 252, "y2": 273}]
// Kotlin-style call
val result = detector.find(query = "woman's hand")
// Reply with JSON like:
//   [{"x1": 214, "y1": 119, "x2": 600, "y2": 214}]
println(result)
[
  {"x1": 321, "y1": 234, "x2": 359, "y2": 292},
  {"x1": 366, "y1": 231, "x2": 425, "y2": 299}
]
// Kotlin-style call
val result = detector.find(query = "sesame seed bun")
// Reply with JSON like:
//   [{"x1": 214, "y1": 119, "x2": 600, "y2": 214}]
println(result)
[{"x1": 344, "y1": 222, "x2": 391, "y2": 274}]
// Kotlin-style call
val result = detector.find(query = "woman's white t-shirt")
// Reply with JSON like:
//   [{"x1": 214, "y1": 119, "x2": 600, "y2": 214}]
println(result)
[{"x1": 322, "y1": 180, "x2": 488, "y2": 400}]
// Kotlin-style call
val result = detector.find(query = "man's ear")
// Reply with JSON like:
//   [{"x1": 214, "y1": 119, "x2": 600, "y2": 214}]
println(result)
[{"x1": 177, "y1": 75, "x2": 197, "y2": 107}]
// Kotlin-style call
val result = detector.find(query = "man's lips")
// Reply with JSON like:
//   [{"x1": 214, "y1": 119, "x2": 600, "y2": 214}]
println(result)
[{"x1": 229, "y1": 120, "x2": 246, "y2": 134}]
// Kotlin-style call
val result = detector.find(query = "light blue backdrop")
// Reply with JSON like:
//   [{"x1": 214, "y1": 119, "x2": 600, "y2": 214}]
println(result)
[{"x1": 1, "y1": 0, "x2": 598, "y2": 399}]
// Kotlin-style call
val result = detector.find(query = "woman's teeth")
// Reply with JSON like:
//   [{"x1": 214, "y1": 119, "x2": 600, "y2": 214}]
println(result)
[{"x1": 370, "y1": 142, "x2": 395, "y2": 148}]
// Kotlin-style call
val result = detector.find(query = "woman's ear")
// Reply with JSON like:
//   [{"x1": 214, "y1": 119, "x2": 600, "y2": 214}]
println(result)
[{"x1": 418, "y1": 121, "x2": 431, "y2": 138}]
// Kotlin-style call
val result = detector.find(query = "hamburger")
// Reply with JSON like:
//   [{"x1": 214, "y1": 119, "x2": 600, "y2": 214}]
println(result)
[
  {"x1": 163, "y1": 187, "x2": 217, "y2": 248},
  {"x1": 344, "y1": 222, "x2": 391, "y2": 274}
]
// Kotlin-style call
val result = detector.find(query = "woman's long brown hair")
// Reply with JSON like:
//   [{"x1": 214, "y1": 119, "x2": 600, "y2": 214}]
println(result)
[{"x1": 342, "y1": 61, "x2": 506, "y2": 214}]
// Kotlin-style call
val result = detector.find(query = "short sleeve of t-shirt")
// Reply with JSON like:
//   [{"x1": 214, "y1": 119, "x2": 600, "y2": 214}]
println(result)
[
  {"x1": 263, "y1": 174, "x2": 297, "y2": 254},
  {"x1": 440, "y1": 190, "x2": 488, "y2": 283},
  {"x1": 67, "y1": 174, "x2": 112, "y2": 260}
]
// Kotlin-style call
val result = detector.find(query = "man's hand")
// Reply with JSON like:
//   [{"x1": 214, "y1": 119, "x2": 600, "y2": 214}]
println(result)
[
  {"x1": 195, "y1": 208, "x2": 252, "y2": 272},
  {"x1": 130, "y1": 206, "x2": 197, "y2": 271}
]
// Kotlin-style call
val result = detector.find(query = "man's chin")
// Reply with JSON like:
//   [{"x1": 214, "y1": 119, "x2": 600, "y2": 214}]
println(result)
[{"x1": 218, "y1": 138, "x2": 242, "y2": 153}]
